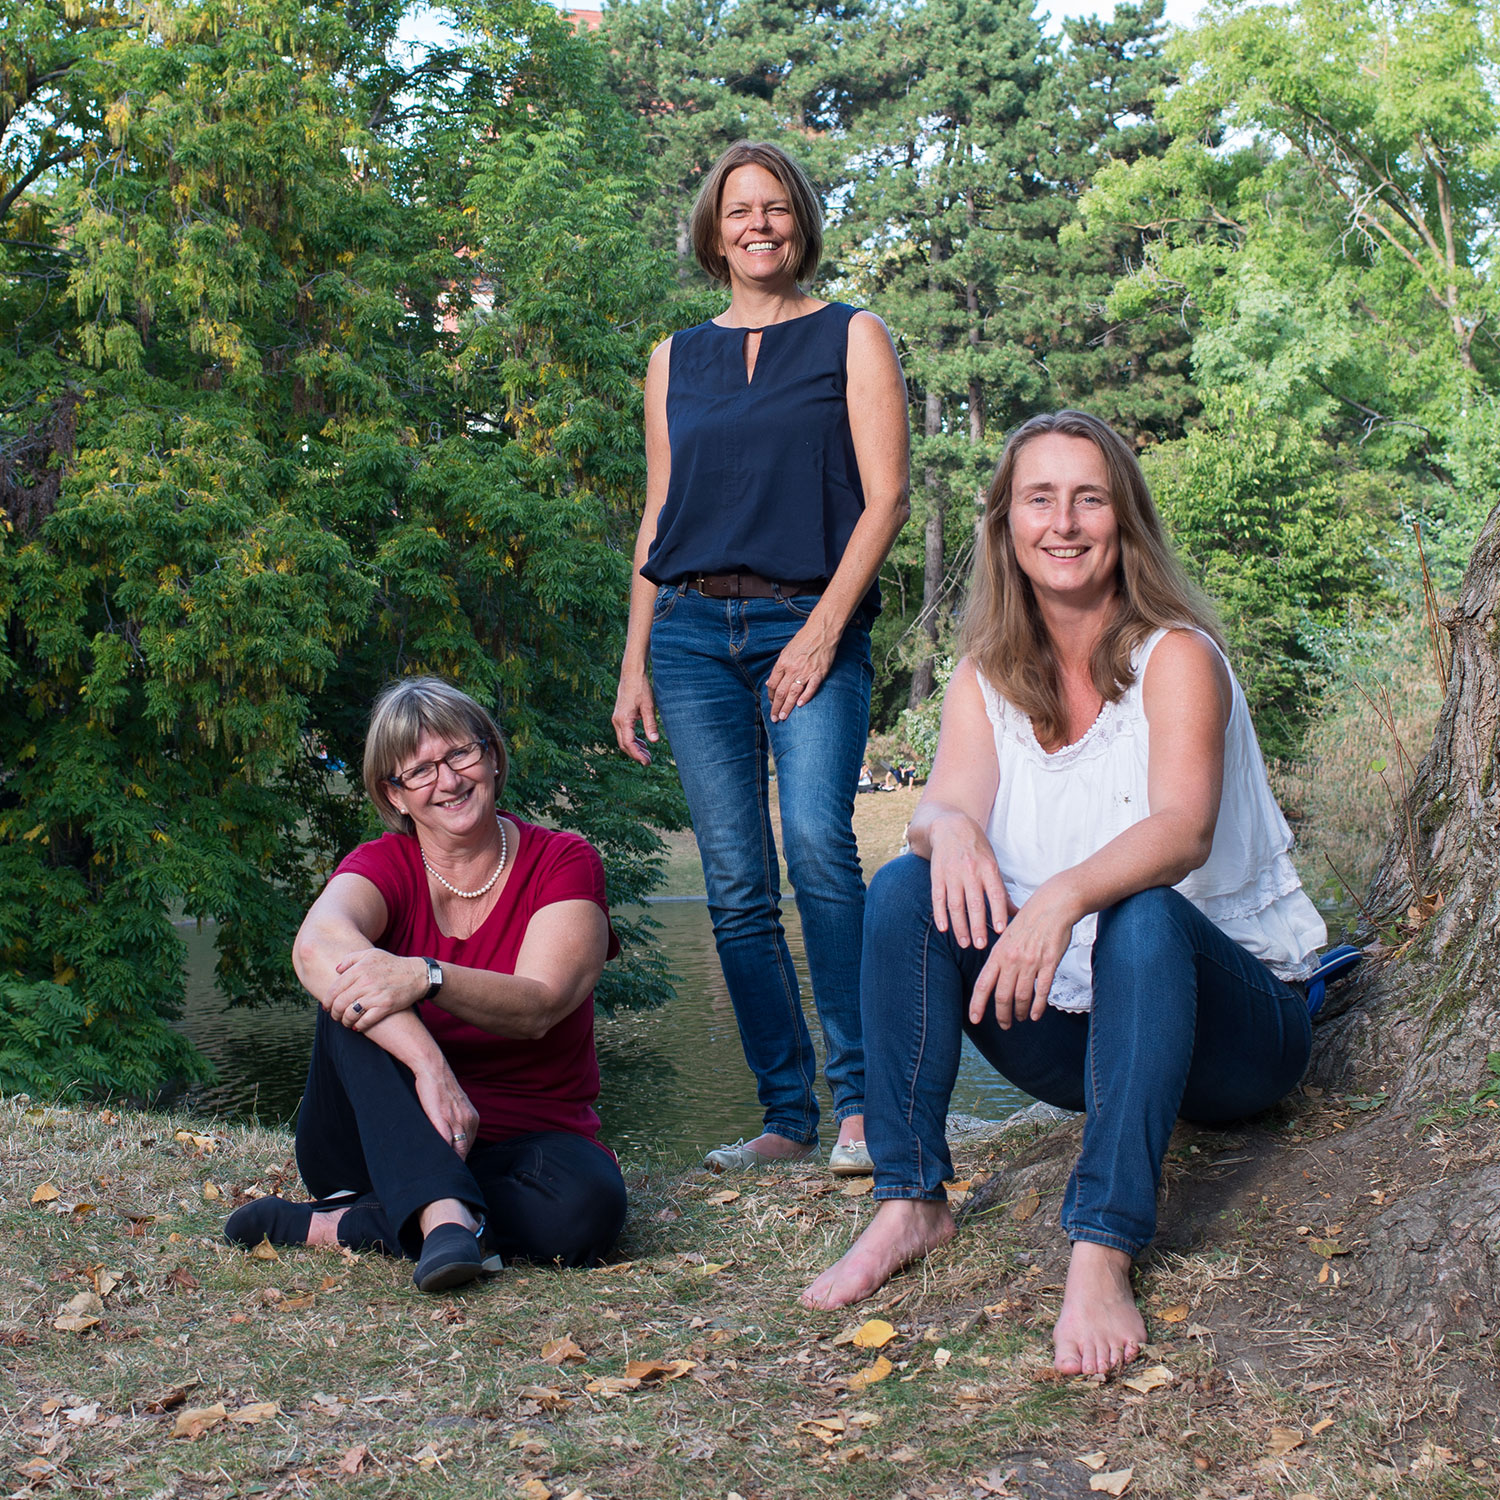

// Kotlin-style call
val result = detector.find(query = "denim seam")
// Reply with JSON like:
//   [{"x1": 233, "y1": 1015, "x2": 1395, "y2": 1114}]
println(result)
[
  {"x1": 1060, "y1": 1226, "x2": 1143, "y2": 1256},
  {"x1": 908, "y1": 917, "x2": 934, "y2": 1193},
  {"x1": 873, "y1": 1188, "x2": 947, "y2": 1203}
]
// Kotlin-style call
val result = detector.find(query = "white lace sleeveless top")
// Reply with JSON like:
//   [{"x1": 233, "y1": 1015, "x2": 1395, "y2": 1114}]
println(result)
[{"x1": 977, "y1": 628, "x2": 1326, "y2": 1014}]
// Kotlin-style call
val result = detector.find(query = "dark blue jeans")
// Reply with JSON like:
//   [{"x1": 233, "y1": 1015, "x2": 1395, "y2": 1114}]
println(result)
[
  {"x1": 650, "y1": 586, "x2": 872, "y2": 1144},
  {"x1": 862, "y1": 854, "x2": 1312, "y2": 1254}
]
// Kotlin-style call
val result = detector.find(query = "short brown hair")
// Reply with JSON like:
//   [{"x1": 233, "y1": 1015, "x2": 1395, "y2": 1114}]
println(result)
[
  {"x1": 962, "y1": 410, "x2": 1224, "y2": 749},
  {"x1": 361, "y1": 677, "x2": 509, "y2": 835},
  {"x1": 689, "y1": 140, "x2": 823, "y2": 286}
]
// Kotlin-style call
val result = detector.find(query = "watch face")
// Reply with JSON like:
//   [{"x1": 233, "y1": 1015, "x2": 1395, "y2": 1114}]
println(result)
[{"x1": 425, "y1": 958, "x2": 442, "y2": 994}]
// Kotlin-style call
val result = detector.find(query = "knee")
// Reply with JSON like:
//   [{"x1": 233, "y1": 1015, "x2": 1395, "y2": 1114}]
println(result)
[
  {"x1": 1093, "y1": 887, "x2": 1188, "y2": 967},
  {"x1": 867, "y1": 852, "x2": 931, "y2": 925}
]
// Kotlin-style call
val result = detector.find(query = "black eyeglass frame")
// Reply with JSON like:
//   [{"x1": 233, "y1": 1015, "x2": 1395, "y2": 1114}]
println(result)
[{"x1": 385, "y1": 738, "x2": 491, "y2": 792}]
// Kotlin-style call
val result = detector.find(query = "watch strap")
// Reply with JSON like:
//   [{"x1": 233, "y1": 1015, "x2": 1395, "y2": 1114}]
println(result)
[{"x1": 420, "y1": 956, "x2": 443, "y2": 1001}]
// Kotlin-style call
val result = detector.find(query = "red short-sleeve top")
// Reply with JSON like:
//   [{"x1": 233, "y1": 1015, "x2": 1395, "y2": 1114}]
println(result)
[{"x1": 334, "y1": 817, "x2": 620, "y2": 1145}]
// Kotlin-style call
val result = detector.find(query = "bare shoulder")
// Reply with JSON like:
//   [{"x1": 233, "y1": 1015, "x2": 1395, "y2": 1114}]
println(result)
[
  {"x1": 647, "y1": 335, "x2": 673, "y2": 373},
  {"x1": 1142, "y1": 629, "x2": 1231, "y2": 712},
  {"x1": 848, "y1": 308, "x2": 896, "y2": 352}
]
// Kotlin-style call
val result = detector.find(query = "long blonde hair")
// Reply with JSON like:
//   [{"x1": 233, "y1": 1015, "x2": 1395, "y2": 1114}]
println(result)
[{"x1": 961, "y1": 410, "x2": 1223, "y2": 748}]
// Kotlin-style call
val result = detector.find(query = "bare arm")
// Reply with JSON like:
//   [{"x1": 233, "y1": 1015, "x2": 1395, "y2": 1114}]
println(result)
[
  {"x1": 612, "y1": 337, "x2": 673, "y2": 764},
  {"x1": 972, "y1": 630, "x2": 1232, "y2": 1028},
  {"x1": 766, "y1": 311, "x2": 912, "y2": 721}
]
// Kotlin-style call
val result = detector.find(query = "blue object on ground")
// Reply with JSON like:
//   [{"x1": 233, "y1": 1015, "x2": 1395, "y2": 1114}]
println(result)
[{"x1": 1305, "y1": 944, "x2": 1362, "y2": 1019}]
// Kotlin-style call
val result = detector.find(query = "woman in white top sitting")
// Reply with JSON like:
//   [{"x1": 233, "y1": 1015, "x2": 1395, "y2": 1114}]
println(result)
[{"x1": 802, "y1": 410, "x2": 1326, "y2": 1375}]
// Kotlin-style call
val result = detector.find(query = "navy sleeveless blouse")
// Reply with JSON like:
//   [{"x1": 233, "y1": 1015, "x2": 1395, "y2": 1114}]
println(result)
[{"x1": 643, "y1": 302, "x2": 877, "y2": 614}]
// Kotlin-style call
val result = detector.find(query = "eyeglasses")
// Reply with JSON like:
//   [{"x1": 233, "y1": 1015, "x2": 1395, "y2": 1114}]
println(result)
[{"x1": 386, "y1": 739, "x2": 489, "y2": 792}]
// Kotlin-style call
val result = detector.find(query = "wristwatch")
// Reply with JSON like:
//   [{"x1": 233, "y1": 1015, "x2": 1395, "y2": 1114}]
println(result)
[{"x1": 420, "y1": 956, "x2": 443, "y2": 1002}]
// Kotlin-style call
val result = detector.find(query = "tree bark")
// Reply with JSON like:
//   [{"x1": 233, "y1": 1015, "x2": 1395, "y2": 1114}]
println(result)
[{"x1": 909, "y1": 387, "x2": 946, "y2": 709}]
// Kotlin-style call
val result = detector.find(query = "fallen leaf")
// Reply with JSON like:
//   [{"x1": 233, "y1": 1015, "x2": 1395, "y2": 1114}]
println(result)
[
  {"x1": 541, "y1": 1335, "x2": 586, "y2": 1366},
  {"x1": 1268, "y1": 1427, "x2": 1305, "y2": 1456},
  {"x1": 409, "y1": 1443, "x2": 450, "y2": 1471},
  {"x1": 249, "y1": 1238, "x2": 280, "y2": 1261},
  {"x1": 840, "y1": 1178, "x2": 874, "y2": 1197},
  {"x1": 202, "y1": 1182, "x2": 221, "y2": 1202},
  {"x1": 337, "y1": 1444, "x2": 368, "y2": 1474},
  {"x1": 173, "y1": 1130, "x2": 217, "y2": 1152},
  {"x1": 1310, "y1": 1417, "x2": 1335, "y2": 1436},
  {"x1": 830, "y1": 1322, "x2": 864, "y2": 1346},
  {"x1": 92, "y1": 1269, "x2": 123, "y2": 1299},
  {"x1": 695, "y1": 1261, "x2": 728, "y2": 1276},
  {"x1": 799, "y1": 1415, "x2": 847, "y2": 1445},
  {"x1": 1089, "y1": 1467, "x2": 1133, "y2": 1496},
  {"x1": 229, "y1": 1401, "x2": 280, "y2": 1425},
  {"x1": 1185, "y1": 1323, "x2": 1212, "y2": 1339},
  {"x1": 319, "y1": 1276, "x2": 341, "y2": 1292},
  {"x1": 933, "y1": 1347, "x2": 953, "y2": 1369},
  {"x1": 1076, "y1": 1452, "x2": 1108, "y2": 1471},
  {"x1": 31, "y1": 1182, "x2": 60, "y2": 1205},
  {"x1": 143, "y1": 1385, "x2": 196, "y2": 1414},
  {"x1": 1120, "y1": 1365, "x2": 1173, "y2": 1395},
  {"x1": 1317, "y1": 1262, "x2": 1330, "y2": 1285},
  {"x1": 53, "y1": 1290, "x2": 104, "y2": 1333},
  {"x1": 707, "y1": 1189, "x2": 741, "y2": 1205},
  {"x1": 583, "y1": 1375, "x2": 640, "y2": 1396},
  {"x1": 515, "y1": 1385, "x2": 570, "y2": 1410},
  {"x1": 98, "y1": 1108, "x2": 119, "y2": 1124},
  {"x1": 625, "y1": 1358, "x2": 696, "y2": 1383},
  {"x1": 172, "y1": 1403, "x2": 228, "y2": 1440},
  {"x1": 1157, "y1": 1304, "x2": 1190, "y2": 1324},
  {"x1": 846, "y1": 1355, "x2": 894, "y2": 1392},
  {"x1": 1011, "y1": 1188, "x2": 1041, "y2": 1223},
  {"x1": 1306, "y1": 1238, "x2": 1348, "y2": 1258},
  {"x1": 64, "y1": 1401, "x2": 101, "y2": 1426},
  {"x1": 852, "y1": 1318, "x2": 897, "y2": 1349},
  {"x1": 166, "y1": 1265, "x2": 200, "y2": 1294},
  {"x1": 281, "y1": 1293, "x2": 316, "y2": 1311},
  {"x1": 517, "y1": 1481, "x2": 550, "y2": 1500}
]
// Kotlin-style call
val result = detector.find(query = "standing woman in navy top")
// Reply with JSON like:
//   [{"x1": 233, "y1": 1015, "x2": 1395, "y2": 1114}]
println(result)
[{"x1": 612, "y1": 140, "x2": 911, "y2": 1175}]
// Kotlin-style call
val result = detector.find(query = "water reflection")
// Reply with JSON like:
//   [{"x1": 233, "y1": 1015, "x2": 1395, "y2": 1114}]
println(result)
[{"x1": 176, "y1": 903, "x2": 1028, "y2": 1167}]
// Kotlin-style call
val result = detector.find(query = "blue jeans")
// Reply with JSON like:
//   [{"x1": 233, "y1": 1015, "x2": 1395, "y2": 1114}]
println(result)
[
  {"x1": 862, "y1": 855, "x2": 1312, "y2": 1254},
  {"x1": 650, "y1": 586, "x2": 872, "y2": 1144}
]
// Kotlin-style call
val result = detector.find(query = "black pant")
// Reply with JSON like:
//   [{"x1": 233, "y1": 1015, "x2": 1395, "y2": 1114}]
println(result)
[{"x1": 295, "y1": 1007, "x2": 627, "y2": 1265}]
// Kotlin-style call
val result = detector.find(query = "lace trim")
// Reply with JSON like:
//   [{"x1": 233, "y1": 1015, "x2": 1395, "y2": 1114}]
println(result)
[
  {"x1": 1185, "y1": 852, "x2": 1306, "y2": 922},
  {"x1": 976, "y1": 670, "x2": 1134, "y2": 767},
  {"x1": 1047, "y1": 980, "x2": 1094, "y2": 1015}
]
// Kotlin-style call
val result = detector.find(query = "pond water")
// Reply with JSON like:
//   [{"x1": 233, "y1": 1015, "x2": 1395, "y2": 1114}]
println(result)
[{"x1": 175, "y1": 902, "x2": 1029, "y2": 1169}]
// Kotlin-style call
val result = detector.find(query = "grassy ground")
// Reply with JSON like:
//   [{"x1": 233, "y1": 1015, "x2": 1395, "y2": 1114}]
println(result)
[{"x1": 6, "y1": 1090, "x2": 1497, "y2": 1500}]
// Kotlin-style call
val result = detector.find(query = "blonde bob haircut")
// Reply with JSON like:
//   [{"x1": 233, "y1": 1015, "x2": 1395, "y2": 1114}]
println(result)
[
  {"x1": 689, "y1": 140, "x2": 823, "y2": 286},
  {"x1": 961, "y1": 410, "x2": 1224, "y2": 751},
  {"x1": 362, "y1": 676, "x2": 509, "y2": 836}
]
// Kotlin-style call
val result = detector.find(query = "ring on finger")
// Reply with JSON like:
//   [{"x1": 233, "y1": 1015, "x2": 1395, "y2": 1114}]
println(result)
[{"x1": 351, "y1": 1002, "x2": 364, "y2": 1015}]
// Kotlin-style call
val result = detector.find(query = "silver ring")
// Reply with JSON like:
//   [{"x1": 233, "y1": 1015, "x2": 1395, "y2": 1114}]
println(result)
[
  {"x1": 351, "y1": 1002, "x2": 364, "y2": 1015},
  {"x1": 452, "y1": 1132, "x2": 467, "y2": 1142},
  {"x1": 793, "y1": 678, "x2": 804, "y2": 686}
]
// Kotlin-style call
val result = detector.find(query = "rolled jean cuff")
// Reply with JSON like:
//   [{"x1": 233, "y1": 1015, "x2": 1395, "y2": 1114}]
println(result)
[
  {"x1": 763, "y1": 1122, "x2": 819, "y2": 1148},
  {"x1": 833, "y1": 1105, "x2": 865, "y2": 1125},
  {"x1": 872, "y1": 1186, "x2": 949, "y2": 1203},
  {"x1": 1062, "y1": 1224, "x2": 1144, "y2": 1258}
]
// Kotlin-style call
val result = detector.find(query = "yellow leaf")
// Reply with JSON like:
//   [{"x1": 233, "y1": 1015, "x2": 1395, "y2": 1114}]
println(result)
[
  {"x1": 707, "y1": 1189, "x2": 741, "y2": 1205},
  {"x1": 695, "y1": 1261, "x2": 727, "y2": 1275},
  {"x1": 518, "y1": 1481, "x2": 551, "y2": 1500},
  {"x1": 202, "y1": 1182, "x2": 221, "y2": 1201},
  {"x1": 23, "y1": 823, "x2": 44, "y2": 841},
  {"x1": 93, "y1": 1269, "x2": 122, "y2": 1299},
  {"x1": 250, "y1": 1237, "x2": 280, "y2": 1261},
  {"x1": 53, "y1": 1291, "x2": 103, "y2": 1333},
  {"x1": 933, "y1": 1347, "x2": 952, "y2": 1369},
  {"x1": 410, "y1": 1443, "x2": 451, "y2": 1471},
  {"x1": 625, "y1": 1358, "x2": 696, "y2": 1383},
  {"x1": 1120, "y1": 1365, "x2": 1173, "y2": 1395},
  {"x1": 798, "y1": 1415, "x2": 847, "y2": 1445},
  {"x1": 1011, "y1": 1188, "x2": 1041, "y2": 1222},
  {"x1": 31, "y1": 1181, "x2": 60, "y2": 1204},
  {"x1": 583, "y1": 1375, "x2": 640, "y2": 1396},
  {"x1": 228, "y1": 1401, "x2": 280, "y2": 1424},
  {"x1": 847, "y1": 1355, "x2": 894, "y2": 1392},
  {"x1": 1075, "y1": 1452, "x2": 1109, "y2": 1471},
  {"x1": 841, "y1": 1177, "x2": 874, "y2": 1196},
  {"x1": 852, "y1": 1318, "x2": 897, "y2": 1349},
  {"x1": 1089, "y1": 1468, "x2": 1133, "y2": 1496},
  {"x1": 1317, "y1": 1262, "x2": 1330, "y2": 1285},
  {"x1": 540, "y1": 1335, "x2": 586, "y2": 1366},
  {"x1": 1306, "y1": 1238, "x2": 1348, "y2": 1258},
  {"x1": 1157, "y1": 1303, "x2": 1190, "y2": 1324},
  {"x1": 1310, "y1": 1417, "x2": 1335, "y2": 1436},
  {"x1": 1268, "y1": 1427, "x2": 1305, "y2": 1456},
  {"x1": 172, "y1": 1403, "x2": 228, "y2": 1440}
]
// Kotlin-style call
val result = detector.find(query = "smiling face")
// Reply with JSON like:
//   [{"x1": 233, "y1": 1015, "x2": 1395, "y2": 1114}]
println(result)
[
  {"x1": 716, "y1": 163, "x2": 800, "y2": 291},
  {"x1": 1007, "y1": 432, "x2": 1121, "y2": 611},
  {"x1": 385, "y1": 729, "x2": 498, "y2": 844}
]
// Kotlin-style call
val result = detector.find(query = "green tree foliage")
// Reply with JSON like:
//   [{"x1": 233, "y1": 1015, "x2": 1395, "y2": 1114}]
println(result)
[
  {"x1": 0, "y1": 0, "x2": 685, "y2": 1098},
  {"x1": 1080, "y1": 0, "x2": 1500, "y2": 749}
]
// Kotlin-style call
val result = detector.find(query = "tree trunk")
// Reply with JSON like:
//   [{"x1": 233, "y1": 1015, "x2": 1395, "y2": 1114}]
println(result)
[
  {"x1": 909, "y1": 387, "x2": 946, "y2": 709},
  {"x1": 1311, "y1": 496, "x2": 1500, "y2": 1335}
]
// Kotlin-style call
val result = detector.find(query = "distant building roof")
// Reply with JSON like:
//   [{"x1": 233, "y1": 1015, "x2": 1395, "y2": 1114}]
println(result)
[{"x1": 560, "y1": 4, "x2": 603, "y2": 30}]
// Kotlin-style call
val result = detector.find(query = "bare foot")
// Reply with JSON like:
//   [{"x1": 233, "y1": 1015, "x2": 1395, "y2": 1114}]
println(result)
[
  {"x1": 742, "y1": 1133, "x2": 817, "y2": 1162},
  {"x1": 305, "y1": 1207, "x2": 349, "y2": 1248},
  {"x1": 800, "y1": 1199, "x2": 956, "y2": 1310},
  {"x1": 417, "y1": 1197, "x2": 481, "y2": 1238},
  {"x1": 836, "y1": 1115, "x2": 865, "y2": 1149},
  {"x1": 1052, "y1": 1241, "x2": 1145, "y2": 1375}
]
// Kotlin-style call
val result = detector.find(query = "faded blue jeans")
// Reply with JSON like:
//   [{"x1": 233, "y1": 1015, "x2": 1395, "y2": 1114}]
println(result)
[
  {"x1": 650, "y1": 586, "x2": 872, "y2": 1145},
  {"x1": 862, "y1": 854, "x2": 1312, "y2": 1254}
]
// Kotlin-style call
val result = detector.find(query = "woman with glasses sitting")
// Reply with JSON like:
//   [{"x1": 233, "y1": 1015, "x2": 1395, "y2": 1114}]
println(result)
[{"x1": 225, "y1": 677, "x2": 627, "y2": 1293}]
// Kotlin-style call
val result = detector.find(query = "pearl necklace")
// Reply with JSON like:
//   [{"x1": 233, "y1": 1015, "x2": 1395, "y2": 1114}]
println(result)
[{"x1": 421, "y1": 817, "x2": 508, "y2": 899}]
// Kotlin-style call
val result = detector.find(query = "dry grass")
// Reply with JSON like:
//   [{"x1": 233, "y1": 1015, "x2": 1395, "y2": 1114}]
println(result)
[
  {"x1": 5, "y1": 1095, "x2": 1497, "y2": 1499},
  {"x1": 1270, "y1": 607, "x2": 1446, "y2": 931}
]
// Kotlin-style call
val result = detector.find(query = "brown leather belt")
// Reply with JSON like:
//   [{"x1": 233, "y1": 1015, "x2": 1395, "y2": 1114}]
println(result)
[{"x1": 685, "y1": 571, "x2": 825, "y2": 599}]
